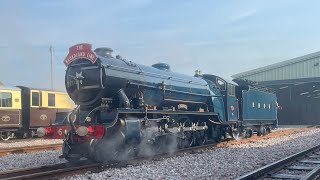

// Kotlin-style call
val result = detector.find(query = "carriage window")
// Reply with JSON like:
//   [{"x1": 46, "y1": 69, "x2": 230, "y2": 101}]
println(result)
[
  {"x1": 263, "y1": 104, "x2": 266, "y2": 109},
  {"x1": 217, "y1": 79, "x2": 226, "y2": 91},
  {"x1": 258, "y1": 103, "x2": 260, "y2": 108},
  {"x1": 32, "y1": 92, "x2": 40, "y2": 106},
  {"x1": 268, "y1": 104, "x2": 271, "y2": 109},
  {"x1": 252, "y1": 102, "x2": 255, "y2": 108},
  {"x1": 48, "y1": 93, "x2": 55, "y2": 107},
  {"x1": 0, "y1": 92, "x2": 12, "y2": 107}
]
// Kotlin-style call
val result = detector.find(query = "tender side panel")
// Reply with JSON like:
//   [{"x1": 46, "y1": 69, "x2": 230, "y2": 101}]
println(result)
[
  {"x1": 0, "y1": 89, "x2": 22, "y2": 128},
  {"x1": 242, "y1": 89, "x2": 277, "y2": 120}
]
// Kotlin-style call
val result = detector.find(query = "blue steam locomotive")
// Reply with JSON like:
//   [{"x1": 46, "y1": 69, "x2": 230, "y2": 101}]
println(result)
[{"x1": 38, "y1": 43, "x2": 278, "y2": 162}]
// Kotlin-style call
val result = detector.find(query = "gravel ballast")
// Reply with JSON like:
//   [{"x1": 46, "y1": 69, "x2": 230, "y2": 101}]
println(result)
[
  {"x1": 1, "y1": 128, "x2": 320, "y2": 179},
  {"x1": 0, "y1": 150, "x2": 66, "y2": 171},
  {"x1": 67, "y1": 128, "x2": 320, "y2": 180},
  {"x1": 0, "y1": 139, "x2": 62, "y2": 149}
]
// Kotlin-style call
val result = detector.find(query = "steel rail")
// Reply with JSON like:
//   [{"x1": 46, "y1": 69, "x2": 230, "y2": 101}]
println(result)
[
  {"x1": 0, "y1": 144, "x2": 62, "y2": 156},
  {"x1": 235, "y1": 144, "x2": 320, "y2": 180},
  {"x1": 0, "y1": 161, "x2": 102, "y2": 180}
]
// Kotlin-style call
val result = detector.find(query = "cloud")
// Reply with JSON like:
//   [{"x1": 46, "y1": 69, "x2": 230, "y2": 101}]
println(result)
[
  {"x1": 184, "y1": 41, "x2": 217, "y2": 47},
  {"x1": 228, "y1": 9, "x2": 258, "y2": 23}
]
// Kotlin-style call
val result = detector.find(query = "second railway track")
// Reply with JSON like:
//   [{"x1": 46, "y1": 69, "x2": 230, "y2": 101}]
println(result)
[
  {"x1": 236, "y1": 144, "x2": 320, "y2": 180},
  {"x1": 0, "y1": 161, "x2": 102, "y2": 180},
  {"x1": 0, "y1": 144, "x2": 62, "y2": 156}
]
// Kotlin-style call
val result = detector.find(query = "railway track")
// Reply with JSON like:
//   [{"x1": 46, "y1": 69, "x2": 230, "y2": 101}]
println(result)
[
  {"x1": 0, "y1": 128, "x2": 303, "y2": 157},
  {"x1": 0, "y1": 144, "x2": 62, "y2": 156},
  {"x1": 0, "y1": 127, "x2": 313, "y2": 180},
  {"x1": 0, "y1": 143, "x2": 219, "y2": 180},
  {"x1": 0, "y1": 161, "x2": 102, "y2": 180},
  {"x1": 236, "y1": 144, "x2": 320, "y2": 180}
]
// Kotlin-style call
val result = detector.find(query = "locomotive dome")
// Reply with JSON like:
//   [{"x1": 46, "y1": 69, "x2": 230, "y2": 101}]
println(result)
[
  {"x1": 152, "y1": 63, "x2": 171, "y2": 71},
  {"x1": 94, "y1": 47, "x2": 113, "y2": 58}
]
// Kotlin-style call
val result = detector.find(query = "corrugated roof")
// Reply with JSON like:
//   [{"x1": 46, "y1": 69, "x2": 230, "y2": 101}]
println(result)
[
  {"x1": 232, "y1": 51, "x2": 320, "y2": 78},
  {"x1": 0, "y1": 85, "x2": 21, "y2": 91}
]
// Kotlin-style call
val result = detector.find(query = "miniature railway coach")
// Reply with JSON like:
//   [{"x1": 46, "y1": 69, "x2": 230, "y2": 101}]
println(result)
[{"x1": 0, "y1": 85, "x2": 74, "y2": 140}]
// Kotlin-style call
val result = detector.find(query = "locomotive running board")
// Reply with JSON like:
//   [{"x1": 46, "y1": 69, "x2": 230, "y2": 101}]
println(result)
[{"x1": 116, "y1": 108, "x2": 219, "y2": 116}]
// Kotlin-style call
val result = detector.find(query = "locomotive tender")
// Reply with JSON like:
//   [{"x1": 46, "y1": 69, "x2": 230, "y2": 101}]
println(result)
[{"x1": 38, "y1": 43, "x2": 278, "y2": 162}]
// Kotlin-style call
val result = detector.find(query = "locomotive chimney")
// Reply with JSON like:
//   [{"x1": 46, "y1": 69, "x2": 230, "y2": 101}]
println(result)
[
  {"x1": 94, "y1": 47, "x2": 113, "y2": 58},
  {"x1": 194, "y1": 70, "x2": 202, "y2": 77}
]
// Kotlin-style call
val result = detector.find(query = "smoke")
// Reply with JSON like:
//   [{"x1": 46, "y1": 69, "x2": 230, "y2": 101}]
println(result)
[
  {"x1": 137, "y1": 127, "x2": 179, "y2": 157},
  {"x1": 90, "y1": 124, "x2": 180, "y2": 163}
]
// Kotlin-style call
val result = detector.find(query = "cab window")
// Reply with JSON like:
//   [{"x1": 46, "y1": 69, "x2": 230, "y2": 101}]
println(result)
[
  {"x1": 217, "y1": 79, "x2": 226, "y2": 91},
  {"x1": 48, "y1": 93, "x2": 55, "y2": 107},
  {"x1": 32, "y1": 92, "x2": 40, "y2": 106},
  {"x1": 0, "y1": 92, "x2": 12, "y2": 107}
]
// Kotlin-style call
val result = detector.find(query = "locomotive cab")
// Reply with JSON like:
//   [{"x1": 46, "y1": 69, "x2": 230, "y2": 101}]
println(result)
[{"x1": 202, "y1": 74, "x2": 238, "y2": 121}]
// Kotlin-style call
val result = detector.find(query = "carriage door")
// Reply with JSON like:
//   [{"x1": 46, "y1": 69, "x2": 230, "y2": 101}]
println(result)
[
  {"x1": 30, "y1": 90, "x2": 49, "y2": 128},
  {"x1": 227, "y1": 84, "x2": 238, "y2": 121}
]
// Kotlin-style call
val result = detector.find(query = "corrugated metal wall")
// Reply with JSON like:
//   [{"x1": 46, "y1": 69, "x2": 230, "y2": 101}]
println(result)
[
  {"x1": 233, "y1": 52, "x2": 320, "y2": 125},
  {"x1": 236, "y1": 55, "x2": 320, "y2": 81},
  {"x1": 272, "y1": 83, "x2": 320, "y2": 125}
]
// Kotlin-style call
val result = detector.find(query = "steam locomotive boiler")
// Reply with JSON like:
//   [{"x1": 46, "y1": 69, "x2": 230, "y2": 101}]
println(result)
[{"x1": 38, "y1": 43, "x2": 278, "y2": 162}]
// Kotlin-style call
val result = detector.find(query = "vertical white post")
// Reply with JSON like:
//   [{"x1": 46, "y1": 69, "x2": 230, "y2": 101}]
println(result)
[{"x1": 50, "y1": 46, "x2": 54, "y2": 90}]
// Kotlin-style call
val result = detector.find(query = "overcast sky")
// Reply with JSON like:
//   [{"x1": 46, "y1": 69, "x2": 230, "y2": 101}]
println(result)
[{"x1": 1, "y1": 0, "x2": 320, "y2": 90}]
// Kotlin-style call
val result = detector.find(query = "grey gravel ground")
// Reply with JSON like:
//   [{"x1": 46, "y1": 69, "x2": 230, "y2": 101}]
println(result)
[
  {"x1": 0, "y1": 150, "x2": 66, "y2": 171},
  {"x1": 0, "y1": 139, "x2": 62, "y2": 149},
  {"x1": 66, "y1": 128, "x2": 320, "y2": 180},
  {"x1": 1, "y1": 128, "x2": 320, "y2": 179}
]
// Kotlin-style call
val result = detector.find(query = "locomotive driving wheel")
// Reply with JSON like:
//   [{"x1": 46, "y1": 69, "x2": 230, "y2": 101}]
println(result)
[
  {"x1": 0, "y1": 132, "x2": 13, "y2": 141},
  {"x1": 195, "y1": 121, "x2": 207, "y2": 146},
  {"x1": 182, "y1": 120, "x2": 195, "y2": 148},
  {"x1": 195, "y1": 131, "x2": 207, "y2": 146}
]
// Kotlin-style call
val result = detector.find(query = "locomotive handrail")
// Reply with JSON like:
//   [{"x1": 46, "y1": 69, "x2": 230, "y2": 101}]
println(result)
[{"x1": 128, "y1": 81, "x2": 221, "y2": 98}]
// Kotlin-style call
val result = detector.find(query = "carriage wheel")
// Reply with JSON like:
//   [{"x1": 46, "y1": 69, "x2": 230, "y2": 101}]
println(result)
[
  {"x1": 15, "y1": 132, "x2": 28, "y2": 139},
  {"x1": 31, "y1": 130, "x2": 37, "y2": 138},
  {"x1": 0, "y1": 132, "x2": 12, "y2": 141}
]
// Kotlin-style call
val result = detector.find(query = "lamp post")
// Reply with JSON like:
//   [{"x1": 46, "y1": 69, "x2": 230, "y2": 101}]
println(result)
[{"x1": 50, "y1": 46, "x2": 54, "y2": 90}]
